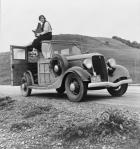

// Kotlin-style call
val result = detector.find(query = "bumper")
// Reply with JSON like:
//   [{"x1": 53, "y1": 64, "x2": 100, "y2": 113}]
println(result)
[{"x1": 88, "y1": 79, "x2": 132, "y2": 88}]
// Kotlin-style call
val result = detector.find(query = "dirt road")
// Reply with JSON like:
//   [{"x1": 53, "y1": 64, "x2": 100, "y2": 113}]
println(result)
[
  {"x1": 0, "y1": 85, "x2": 140, "y2": 148},
  {"x1": 0, "y1": 85, "x2": 140, "y2": 108}
]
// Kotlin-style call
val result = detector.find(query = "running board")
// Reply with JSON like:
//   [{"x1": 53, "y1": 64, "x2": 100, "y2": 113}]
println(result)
[{"x1": 28, "y1": 85, "x2": 52, "y2": 90}]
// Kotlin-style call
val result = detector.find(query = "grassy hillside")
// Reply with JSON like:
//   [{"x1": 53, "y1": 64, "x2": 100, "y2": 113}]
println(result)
[
  {"x1": 0, "y1": 52, "x2": 11, "y2": 85},
  {"x1": 0, "y1": 34, "x2": 140, "y2": 85}
]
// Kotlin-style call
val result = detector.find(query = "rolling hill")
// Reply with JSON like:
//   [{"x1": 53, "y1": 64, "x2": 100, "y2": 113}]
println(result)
[
  {"x1": 0, "y1": 52, "x2": 11, "y2": 85},
  {"x1": 0, "y1": 34, "x2": 140, "y2": 85}
]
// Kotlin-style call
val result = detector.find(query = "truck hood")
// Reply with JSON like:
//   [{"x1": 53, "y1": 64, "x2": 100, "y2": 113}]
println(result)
[{"x1": 66, "y1": 52, "x2": 103, "y2": 61}]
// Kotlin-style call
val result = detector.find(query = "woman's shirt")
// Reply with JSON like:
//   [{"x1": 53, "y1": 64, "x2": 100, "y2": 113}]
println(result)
[
  {"x1": 40, "y1": 21, "x2": 52, "y2": 34},
  {"x1": 43, "y1": 21, "x2": 52, "y2": 33}
]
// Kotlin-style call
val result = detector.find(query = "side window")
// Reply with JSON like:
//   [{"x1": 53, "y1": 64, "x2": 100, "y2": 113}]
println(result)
[
  {"x1": 71, "y1": 46, "x2": 81, "y2": 55},
  {"x1": 61, "y1": 48, "x2": 70, "y2": 56},
  {"x1": 13, "y1": 48, "x2": 26, "y2": 60}
]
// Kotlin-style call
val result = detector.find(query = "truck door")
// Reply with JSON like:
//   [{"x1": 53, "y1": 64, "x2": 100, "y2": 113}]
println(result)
[{"x1": 10, "y1": 45, "x2": 28, "y2": 86}]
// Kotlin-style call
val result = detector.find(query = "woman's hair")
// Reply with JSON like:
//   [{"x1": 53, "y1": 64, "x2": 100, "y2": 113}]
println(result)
[{"x1": 39, "y1": 15, "x2": 46, "y2": 21}]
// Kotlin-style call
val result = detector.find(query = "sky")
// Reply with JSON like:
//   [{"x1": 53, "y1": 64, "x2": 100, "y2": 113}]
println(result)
[{"x1": 0, "y1": 0, "x2": 140, "y2": 52}]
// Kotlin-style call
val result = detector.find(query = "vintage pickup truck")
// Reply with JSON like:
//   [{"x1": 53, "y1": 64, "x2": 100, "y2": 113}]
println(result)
[{"x1": 10, "y1": 40, "x2": 132, "y2": 102}]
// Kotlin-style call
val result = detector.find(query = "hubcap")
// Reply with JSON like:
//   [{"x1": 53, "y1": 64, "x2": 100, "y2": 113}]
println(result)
[
  {"x1": 69, "y1": 80, "x2": 80, "y2": 95},
  {"x1": 54, "y1": 65, "x2": 59, "y2": 72},
  {"x1": 22, "y1": 83, "x2": 27, "y2": 91},
  {"x1": 70, "y1": 83, "x2": 76, "y2": 91},
  {"x1": 21, "y1": 84, "x2": 25, "y2": 89},
  {"x1": 21, "y1": 78, "x2": 27, "y2": 91}
]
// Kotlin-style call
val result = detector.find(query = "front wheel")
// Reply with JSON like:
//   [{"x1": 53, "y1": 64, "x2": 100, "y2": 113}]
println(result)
[
  {"x1": 20, "y1": 73, "x2": 32, "y2": 97},
  {"x1": 65, "y1": 73, "x2": 87, "y2": 102},
  {"x1": 107, "y1": 83, "x2": 128, "y2": 97}
]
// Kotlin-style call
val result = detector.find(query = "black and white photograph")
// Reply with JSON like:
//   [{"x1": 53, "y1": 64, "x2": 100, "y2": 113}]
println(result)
[{"x1": 0, "y1": 0, "x2": 140, "y2": 148}]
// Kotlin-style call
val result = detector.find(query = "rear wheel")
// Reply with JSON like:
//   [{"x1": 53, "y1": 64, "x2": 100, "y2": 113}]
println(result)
[
  {"x1": 65, "y1": 73, "x2": 87, "y2": 102},
  {"x1": 20, "y1": 73, "x2": 32, "y2": 97},
  {"x1": 107, "y1": 78, "x2": 128, "y2": 97}
]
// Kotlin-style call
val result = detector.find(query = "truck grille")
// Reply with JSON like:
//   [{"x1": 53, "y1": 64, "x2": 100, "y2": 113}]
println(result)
[{"x1": 92, "y1": 55, "x2": 108, "y2": 81}]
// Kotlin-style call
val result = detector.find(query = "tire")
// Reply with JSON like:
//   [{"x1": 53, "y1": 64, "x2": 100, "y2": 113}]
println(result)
[
  {"x1": 20, "y1": 73, "x2": 32, "y2": 97},
  {"x1": 107, "y1": 78, "x2": 128, "y2": 97},
  {"x1": 65, "y1": 73, "x2": 87, "y2": 102},
  {"x1": 50, "y1": 54, "x2": 68, "y2": 77}
]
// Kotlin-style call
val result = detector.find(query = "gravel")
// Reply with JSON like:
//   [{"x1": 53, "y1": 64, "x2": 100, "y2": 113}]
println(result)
[{"x1": 0, "y1": 95, "x2": 139, "y2": 149}]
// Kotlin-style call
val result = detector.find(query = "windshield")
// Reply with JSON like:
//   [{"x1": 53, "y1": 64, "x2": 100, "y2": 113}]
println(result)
[{"x1": 52, "y1": 41, "x2": 82, "y2": 56}]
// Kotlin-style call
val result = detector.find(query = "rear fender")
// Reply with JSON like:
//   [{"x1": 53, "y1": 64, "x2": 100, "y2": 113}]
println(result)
[
  {"x1": 108, "y1": 65, "x2": 130, "y2": 82},
  {"x1": 23, "y1": 71, "x2": 34, "y2": 85}
]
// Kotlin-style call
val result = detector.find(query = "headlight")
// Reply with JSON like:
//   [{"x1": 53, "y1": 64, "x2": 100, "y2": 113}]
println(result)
[
  {"x1": 107, "y1": 58, "x2": 116, "y2": 68},
  {"x1": 83, "y1": 59, "x2": 92, "y2": 69}
]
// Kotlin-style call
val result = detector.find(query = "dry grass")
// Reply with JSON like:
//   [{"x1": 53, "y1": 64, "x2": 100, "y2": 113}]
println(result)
[
  {"x1": 0, "y1": 96, "x2": 140, "y2": 148},
  {"x1": 0, "y1": 96, "x2": 15, "y2": 110},
  {"x1": 23, "y1": 104, "x2": 53, "y2": 119},
  {"x1": 94, "y1": 109, "x2": 139, "y2": 137},
  {"x1": 53, "y1": 108, "x2": 140, "y2": 148},
  {"x1": 10, "y1": 122, "x2": 34, "y2": 132}
]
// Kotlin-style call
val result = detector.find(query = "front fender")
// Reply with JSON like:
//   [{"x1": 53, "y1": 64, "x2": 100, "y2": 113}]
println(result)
[
  {"x1": 58, "y1": 66, "x2": 91, "y2": 89},
  {"x1": 108, "y1": 65, "x2": 131, "y2": 82},
  {"x1": 64, "y1": 66, "x2": 91, "y2": 82}
]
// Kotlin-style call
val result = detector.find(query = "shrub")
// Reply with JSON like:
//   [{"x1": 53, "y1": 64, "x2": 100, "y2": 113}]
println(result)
[
  {"x1": 94, "y1": 109, "x2": 139, "y2": 137},
  {"x1": 0, "y1": 96, "x2": 15, "y2": 110},
  {"x1": 55, "y1": 108, "x2": 140, "y2": 144},
  {"x1": 10, "y1": 122, "x2": 34, "y2": 132},
  {"x1": 23, "y1": 104, "x2": 53, "y2": 119},
  {"x1": 112, "y1": 36, "x2": 140, "y2": 49}
]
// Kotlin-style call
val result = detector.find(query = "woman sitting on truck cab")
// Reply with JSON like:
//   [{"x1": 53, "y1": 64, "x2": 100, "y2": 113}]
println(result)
[{"x1": 32, "y1": 15, "x2": 52, "y2": 52}]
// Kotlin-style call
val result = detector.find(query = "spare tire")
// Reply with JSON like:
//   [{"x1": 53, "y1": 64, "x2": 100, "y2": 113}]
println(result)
[{"x1": 50, "y1": 54, "x2": 68, "y2": 77}]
